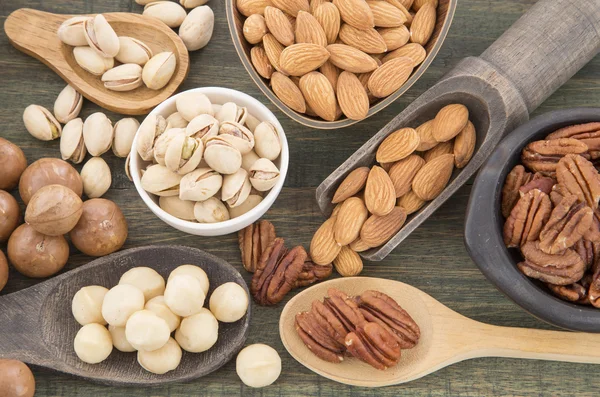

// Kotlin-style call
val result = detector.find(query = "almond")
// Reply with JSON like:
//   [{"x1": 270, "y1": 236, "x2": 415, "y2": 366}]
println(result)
[
  {"x1": 310, "y1": 217, "x2": 342, "y2": 265},
  {"x1": 313, "y1": 2, "x2": 341, "y2": 44},
  {"x1": 271, "y1": 71, "x2": 306, "y2": 113},
  {"x1": 332, "y1": 0, "x2": 374, "y2": 30},
  {"x1": 412, "y1": 153, "x2": 454, "y2": 201},
  {"x1": 410, "y1": 2, "x2": 436, "y2": 45},
  {"x1": 243, "y1": 14, "x2": 269, "y2": 44},
  {"x1": 332, "y1": 166, "x2": 369, "y2": 203},
  {"x1": 272, "y1": 0, "x2": 310, "y2": 16},
  {"x1": 333, "y1": 246, "x2": 363, "y2": 277},
  {"x1": 295, "y1": 11, "x2": 328, "y2": 47},
  {"x1": 432, "y1": 103, "x2": 469, "y2": 142},
  {"x1": 339, "y1": 24, "x2": 387, "y2": 54},
  {"x1": 334, "y1": 197, "x2": 368, "y2": 245},
  {"x1": 299, "y1": 72, "x2": 337, "y2": 121},
  {"x1": 412, "y1": 0, "x2": 437, "y2": 11},
  {"x1": 264, "y1": 6, "x2": 295, "y2": 46},
  {"x1": 423, "y1": 141, "x2": 453, "y2": 162},
  {"x1": 365, "y1": 166, "x2": 396, "y2": 216},
  {"x1": 378, "y1": 26, "x2": 410, "y2": 51},
  {"x1": 357, "y1": 71, "x2": 377, "y2": 103},
  {"x1": 367, "y1": 56, "x2": 413, "y2": 98},
  {"x1": 367, "y1": 0, "x2": 407, "y2": 27},
  {"x1": 336, "y1": 71, "x2": 369, "y2": 121},
  {"x1": 376, "y1": 127, "x2": 419, "y2": 163},
  {"x1": 360, "y1": 206, "x2": 406, "y2": 247},
  {"x1": 454, "y1": 120, "x2": 476, "y2": 168},
  {"x1": 263, "y1": 33, "x2": 287, "y2": 74},
  {"x1": 349, "y1": 237, "x2": 371, "y2": 252},
  {"x1": 250, "y1": 45, "x2": 274, "y2": 79},
  {"x1": 382, "y1": 43, "x2": 426, "y2": 66},
  {"x1": 388, "y1": 154, "x2": 425, "y2": 197},
  {"x1": 326, "y1": 44, "x2": 378, "y2": 73},
  {"x1": 319, "y1": 61, "x2": 340, "y2": 91},
  {"x1": 384, "y1": 0, "x2": 413, "y2": 23},
  {"x1": 310, "y1": 0, "x2": 329, "y2": 14},
  {"x1": 415, "y1": 119, "x2": 436, "y2": 151},
  {"x1": 280, "y1": 43, "x2": 330, "y2": 76},
  {"x1": 237, "y1": 0, "x2": 274, "y2": 17},
  {"x1": 397, "y1": 190, "x2": 425, "y2": 214}
]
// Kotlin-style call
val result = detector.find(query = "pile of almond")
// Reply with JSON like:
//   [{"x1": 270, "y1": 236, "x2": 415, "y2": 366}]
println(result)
[
  {"x1": 237, "y1": 0, "x2": 439, "y2": 122},
  {"x1": 310, "y1": 104, "x2": 476, "y2": 274}
]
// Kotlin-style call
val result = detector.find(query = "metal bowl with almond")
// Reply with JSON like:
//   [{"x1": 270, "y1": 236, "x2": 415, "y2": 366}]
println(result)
[{"x1": 226, "y1": 0, "x2": 457, "y2": 129}]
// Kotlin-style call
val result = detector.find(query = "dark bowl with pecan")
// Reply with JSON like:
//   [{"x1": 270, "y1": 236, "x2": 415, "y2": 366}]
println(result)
[{"x1": 465, "y1": 108, "x2": 600, "y2": 332}]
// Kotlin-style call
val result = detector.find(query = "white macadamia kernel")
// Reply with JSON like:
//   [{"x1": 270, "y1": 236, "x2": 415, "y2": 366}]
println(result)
[
  {"x1": 72, "y1": 285, "x2": 109, "y2": 326},
  {"x1": 145, "y1": 295, "x2": 181, "y2": 332},
  {"x1": 109, "y1": 325, "x2": 136, "y2": 352},
  {"x1": 236, "y1": 344, "x2": 281, "y2": 388},
  {"x1": 175, "y1": 308, "x2": 218, "y2": 353},
  {"x1": 74, "y1": 323, "x2": 113, "y2": 364},
  {"x1": 138, "y1": 337, "x2": 182, "y2": 375},
  {"x1": 101, "y1": 284, "x2": 145, "y2": 326},
  {"x1": 168, "y1": 264, "x2": 209, "y2": 295},
  {"x1": 209, "y1": 282, "x2": 248, "y2": 323},
  {"x1": 164, "y1": 274, "x2": 205, "y2": 317},
  {"x1": 125, "y1": 310, "x2": 171, "y2": 352},
  {"x1": 119, "y1": 266, "x2": 166, "y2": 301}
]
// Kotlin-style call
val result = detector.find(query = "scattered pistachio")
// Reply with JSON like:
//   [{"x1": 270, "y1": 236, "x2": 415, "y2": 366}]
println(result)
[
  {"x1": 73, "y1": 46, "x2": 114, "y2": 76},
  {"x1": 83, "y1": 14, "x2": 120, "y2": 58},
  {"x1": 143, "y1": 1, "x2": 187, "y2": 28},
  {"x1": 23, "y1": 104, "x2": 62, "y2": 141},
  {"x1": 194, "y1": 197, "x2": 230, "y2": 223},
  {"x1": 143, "y1": 52, "x2": 177, "y2": 90},
  {"x1": 83, "y1": 112, "x2": 113, "y2": 156},
  {"x1": 115, "y1": 36, "x2": 153, "y2": 66},
  {"x1": 179, "y1": 6, "x2": 214, "y2": 51},
  {"x1": 249, "y1": 158, "x2": 280, "y2": 191},
  {"x1": 54, "y1": 84, "x2": 83, "y2": 124},
  {"x1": 60, "y1": 118, "x2": 87, "y2": 164},
  {"x1": 81, "y1": 157, "x2": 112, "y2": 198},
  {"x1": 112, "y1": 118, "x2": 140, "y2": 158}
]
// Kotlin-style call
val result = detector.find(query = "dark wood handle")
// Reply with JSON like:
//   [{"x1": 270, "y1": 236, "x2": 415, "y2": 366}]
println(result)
[{"x1": 480, "y1": 0, "x2": 600, "y2": 113}]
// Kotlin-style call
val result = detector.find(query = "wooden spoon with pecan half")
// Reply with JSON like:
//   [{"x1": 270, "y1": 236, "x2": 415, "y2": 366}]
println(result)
[{"x1": 280, "y1": 277, "x2": 600, "y2": 387}]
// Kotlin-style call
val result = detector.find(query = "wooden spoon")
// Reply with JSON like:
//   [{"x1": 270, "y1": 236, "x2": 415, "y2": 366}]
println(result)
[
  {"x1": 4, "y1": 8, "x2": 190, "y2": 115},
  {"x1": 280, "y1": 277, "x2": 600, "y2": 387},
  {"x1": 0, "y1": 245, "x2": 250, "y2": 386}
]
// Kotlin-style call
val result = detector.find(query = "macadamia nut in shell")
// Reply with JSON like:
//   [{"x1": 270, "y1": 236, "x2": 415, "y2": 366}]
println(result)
[
  {"x1": 145, "y1": 296, "x2": 180, "y2": 332},
  {"x1": 236, "y1": 344, "x2": 281, "y2": 388},
  {"x1": 18, "y1": 158, "x2": 82, "y2": 205},
  {"x1": 125, "y1": 310, "x2": 171, "y2": 352},
  {"x1": 0, "y1": 190, "x2": 20, "y2": 242},
  {"x1": 209, "y1": 282, "x2": 249, "y2": 323},
  {"x1": 175, "y1": 308, "x2": 218, "y2": 353},
  {"x1": 119, "y1": 267, "x2": 165, "y2": 301},
  {"x1": 138, "y1": 337, "x2": 182, "y2": 375},
  {"x1": 102, "y1": 284, "x2": 145, "y2": 326},
  {"x1": 0, "y1": 137, "x2": 27, "y2": 191},
  {"x1": 74, "y1": 323, "x2": 113, "y2": 364},
  {"x1": 0, "y1": 359, "x2": 35, "y2": 397},
  {"x1": 168, "y1": 264, "x2": 209, "y2": 295},
  {"x1": 0, "y1": 251, "x2": 7, "y2": 293},
  {"x1": 164, "y1": 274, "x2": 205, "y2": 317},
  {"x1": 24, "y1": 184, "x2": 83, "y2": 236},
  {"x1": 72, "y1": 285, "x2": 109, "y2": 326}
]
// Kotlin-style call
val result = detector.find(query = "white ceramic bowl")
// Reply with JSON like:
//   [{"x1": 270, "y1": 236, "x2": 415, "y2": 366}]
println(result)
[{"x1": 130, "y1": 87, "x2": 289, "y2": 236}]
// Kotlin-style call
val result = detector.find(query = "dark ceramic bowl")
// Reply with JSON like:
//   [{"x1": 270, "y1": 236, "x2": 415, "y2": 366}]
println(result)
[{"x1": 465, "y1": 108, "x2": 600, "y2": 332}]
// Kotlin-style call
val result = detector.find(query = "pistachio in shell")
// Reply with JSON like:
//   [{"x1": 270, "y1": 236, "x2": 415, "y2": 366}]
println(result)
[
  {"x1": 159, "y1": 196, "x2": 195, "y2": 221},
  {"x1": 0, "y1": 251, "x2": 7, "y2": 292},
  {"x1": 249, "y1": 158, "x2": 280, "y2": 191},
  {"x1": 83, "y1": 14, "x2": 120, "y2": 58},
  {"x1": 73, "y1": 46, "x2": 115, "y2": 76},
  {"x1": 215, "y1": 102, "x2": 248, "y2": 125},
  {"x1": 112, "y1": 118, "x2": 140, "y2": 158},
  {"x1": 60, "y1": 118, "x2": 86, "y2": 164},
  {"x1": 176, "y1": 92, "x2": 213, "y2": 121},
  {"x1": 101, "y1": 63, "x2": 143, "y2": 92},
  {"x1": 221, "y1": 168, "x2": 251, "y2": 208},
  {"x1": 241, "y1": 150, "x2": 260, "y2": 171},
  {"x1": 194, "y1": 197, "x2": 230, "y2": 223},
  {"x1": 244, "y1": 113, "x2": 261, "y2": 132},
  {"x1": 136, "y1": 114, "x2": 167, "y2": 161},
  {"x1": 23, "y1": 105, "x2": 62, "y2": 141},
  {"x1": 229, "y1": 190, "x2": 263, "y2": 218},
  {"x1": 253, "y1": 121, "x2": 282, "y2": 161},
  {"x1": 179, "y1": 5, "x2": 214, "y2": 51},
  {"x1": 80, "y1": 157, "x2": 112, "y2": 198},
  {"x1": 116, "y1": 36, "x2": 153, "y2": 65},
  {"x1": 25, "y1": 184, "x2": 83, "y2": 236},
  {"x1": 54, "y1": 84, "x2": 83, "y2": 124},
  {"x1": 142, "y1": 51, "x2": 177, "y2": 90},
  {"x1": 57, "y1": 16, "x2": 90, "y2": 46},
  {"x1": 141, "y1": 164, "x2": 182, "y2": 197},
  {"x1": 7, "y1": 223, "x2": 69, "y2": 278},
  {"x1": 164, "y1": 134, "x2": 204, "y2": 175},
  {"x1": 0, "y1": 137, "x2": 27, "y2": 190},
  {"x1": 69, "y1": 198, "x2": 128, "y2": 257},
  {"x1": 218, "y1": 121, "x2": 255, "y2": 155},
  {"x1": 153, "y1": 128, "x2": 185, "y2": 165},
  {"x1": 143, "y1": 1, "x2": 187, "y2": 28},
  {"x1": 19, "y1": 158, "x2": 83, "y2": 205},
  {"x1": 0, "y1": 190, "x2": 20, "y2": 242},
  {"x1": 83, "y1": 112, "x2": 113, "y2": 156},
  {"x1": 186, "y1": 114, "x2": 219, "y2": 142},
  {"x1": 203, "y1": 136, "x2": 242, "y2": 175},
  {"x1": 166, "y1": 112, "x2": 189, "y2": 129},
  {"x1": 179, "y1": 168, "x2": 222, "y2": 201}
]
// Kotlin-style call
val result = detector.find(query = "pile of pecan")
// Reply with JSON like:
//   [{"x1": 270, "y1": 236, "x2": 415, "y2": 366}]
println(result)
[
  {"x1": 501, "y1": 122, "x2": 600, "y2": 306},
  {"x1": 238, "y1": 220, "x2": 333, "y2": 305},
  {"x1": 295, "y1": 288, "x2": 420, "y2": 370}
]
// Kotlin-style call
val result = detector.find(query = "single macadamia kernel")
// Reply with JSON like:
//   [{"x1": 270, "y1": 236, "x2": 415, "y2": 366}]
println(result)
[
  {"x1": 209, "y1": 282, "x2": 249, "y2": 323},
  {"x1": 164, "y1": 274, "x2": 205, "y2": 317},
  {"x1": 167, "y1": 264, "x2": 209, "y2": 295},
  {"x1": 119, "y1": 267, "x2": 166, "y2": 301},
  {"x1": 175, "y1": 308, "x2": 218, "y2": 353},
  {"x1": 236, "y1": 344, "x2": 281, "y2": 388},
  {"x1": 74, "y1": 323, "x2": 113, "y2": 364},
  {"x1": 101, "y1": 284, "x2": 145, "y2": 326},
  {"x1": 109, "y1": 325, "x2": 136, "y2": 352},
  {"x1": 125, "y1": 310, "x2": 171, "y2": 352},
  {"x1": 138, "y1": 337, "x2": 182, "y2": 375},
  {"x1": 145, "y1": 296, "x2": 180, "y2": 332},
  {"x1": 72, "y1": 285, "x2": 109, "y2": 326}
]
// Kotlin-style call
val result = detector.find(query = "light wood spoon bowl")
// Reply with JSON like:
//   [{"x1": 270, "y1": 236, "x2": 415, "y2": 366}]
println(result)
[
  {"x1": 4, "y1": 8, "x2": 190, "y2": 115},
  {"x1": 280, "y1": 277, "x2": 600, "y2": 387}
]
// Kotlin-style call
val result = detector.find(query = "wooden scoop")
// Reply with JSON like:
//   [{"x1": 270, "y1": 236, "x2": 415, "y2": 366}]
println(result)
[
  {"x1": 4, "y1": 8, "x2": 190, "y2": 115},
  {"x1": 0, "y1": 245, "x2": 250, "y2": 386},
  {"x1": 280, "y1": 277, "x2": 600, "y2": 387}
]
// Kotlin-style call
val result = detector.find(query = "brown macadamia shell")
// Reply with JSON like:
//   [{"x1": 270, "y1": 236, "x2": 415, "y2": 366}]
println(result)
[
  {"x1": 0, "y1": 250, "x2": 8, "y2": 293},
  {"x1": 0, "y1": 359, "x2": 35, "y2": 397},
  {"x1": 0, "y1": 190, "x2": 20, "y2": 242},
  {"x1": 7, "y1": 224, "x2": 69, "y2": 278},
  {"x1": 18, "y1": 158, "x2": 82, "y2": 205},
  {"x1": 25, "y1": 184, "x2": 83, "y2": 236},
  {"x1": 0, "y1": 138, "x2": 27, "y2": 191},
  {"x1": 70, "y1": 198, "x2": 128, "y2": 257}
]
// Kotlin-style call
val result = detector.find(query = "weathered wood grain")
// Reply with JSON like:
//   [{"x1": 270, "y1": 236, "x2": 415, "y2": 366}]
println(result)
[{"x1": 0, "y1": 0, "x2": 599, "y2": 395}]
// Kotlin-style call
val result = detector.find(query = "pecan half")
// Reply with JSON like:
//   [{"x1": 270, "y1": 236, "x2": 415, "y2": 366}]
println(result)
[
  {"x1": 345, "y1": 322, "x2": 401, "y2": 370},
  {"x1": 556, "y1": 154, "x2": 600, "y2": 210},
  {"x1": 573, "y1": 239, "x2": 596, "y2": 270},
  {"x1": 521, "y1": 138, "x2": 588, "y2": 176},
  {"x1": 550, "y1": 183, "x2": 568, "y2": 206},
  {"x1": 238, "y1": 220, "x2": 276, "y2": 272},
  {"x1": 295, "y1": 311, "x2": 345, "y2": 363},
  {"x1": 584, "y1": 210, "x2": 600, "y2": 243},
  {"x1": 312, "y1": 300, "x2": 349, "y2": 345},
  {"x1": 590, "y1": 268, "x2": 600, "y2": 308},
  {"x1": 519, "y1": 173, "x2": 555, "y2": 196},
  {"x1": 325, "y1": 288, "x2": 366, "y2": 332},
  {"x1": 546, "y1": 122, "x2": 600, "y2": 155},
  {"x1": 503, "y1": 189, "x2": 552, "y2": 248},
  {"x1": 518, "y1": 241, "x2": 585, "y2": 285},
  {"x1": 539, "y1": 194, "x2": 593, "y2": 254},
  {"x1": 295, "y1": 257, "x2": 333, "y2": 288},
  {"x1": 501, "y1": 165, "x2": 532, "y2": 218},
  {"x1": 547, "y1": 280, "x2": 589, "y2": 304}
]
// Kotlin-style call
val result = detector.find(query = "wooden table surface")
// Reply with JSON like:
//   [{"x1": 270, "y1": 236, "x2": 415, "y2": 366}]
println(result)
[{"x1": 1, "y1": 0, "x2": 599, "y2": 395}]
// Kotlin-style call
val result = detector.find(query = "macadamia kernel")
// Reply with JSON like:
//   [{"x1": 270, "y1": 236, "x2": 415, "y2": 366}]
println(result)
[
  {"x1": 119, "y1": 267, "x2": 166, "y2": 301},
  {"x1": 125, "y1": 310, "x2": 171, "y2": 352},
  {"x1": 236, "y1": 344, "x2": 281, "y2": 388},
  {"x1": 74, "y1": 323, "x2": 113, "y2": 364},
  {"x1": 175, "y1": 308, "x2": 218, "y2": 353},
  {"x1": 102, "y1": 284, "x2": 145, "y2": 326},
  {"x1": 168, "y1": 264, "x2": 209, "y2": 295},
  {"x1": 209, "y1": 282, "x2": 248, "y2": 323},
  {"x1": 72, "y1": 285, "x2": 109, "y2": 326},
  {"x1": 145, "y1": 295, "x2": 181, "y2": 332},
  {"x1": 164, "y1": 274, "x2": 205, "y2": 317},
  {"x1": 109, "y1": 325, "x2": 136, "y2": 352},
  {"x1": 138, "y1": 337, "x2": 182, "y2": 375}
]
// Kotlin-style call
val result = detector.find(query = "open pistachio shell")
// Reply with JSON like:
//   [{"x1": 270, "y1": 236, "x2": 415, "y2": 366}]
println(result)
[
  {"x1": 159, "y1": 196, "x2": 196, "y2": 221},
  {"x1": 143, "y1": 1, "x2": 187, "y2": 28},
  {"x1": 57, "y1": 16, "x2": 90, "y2": 46},
  {"x1": 116, "y1": 36, "x2": 153, "y2": 65},
  {"x1": 253, "y1": 121, "x2": 282, "y2": 161},
  {"x1": 83, "y1": 112, "x2": 113, "y2": 156},
  {"x1": 142, "y1": 52, "x2": 177, "y2": 90},
  {"x1": 221, "y1": 168, "x2": 251, "y2": 208},
  {"x1": 73, "y1": 46, "x2": 114, "y2": 76},
  {"x1": 80, "y1": 157, "x2": 112, "y2": 198},
  {"x1": 203, "y1": 136, "x2": 242, "y2": 175},
  {"x1": 23, "y1": 105, "x2": 62, "y2": 141},
  {"x1": 112, "y1": 118, "x2": 140, "y2": 158},
  {"x1": 194, "y1": 197, "x2": 230, "y2": 223},
  {"x1": 176, "y1": 92, "x2": 213, "y2": 121},
  {"x1": 249, "y1": 158, "x2": 280, "y2": 192},
  {"x1": 166, "y1": 112, "x2": 189, "y2": 129},
  {"x1": 83, "y1": 14, "x2": 120, "y2": 58},
  {"x1": 229, "y1": 192, "x2": 263, "y2": 218},
  {"x1": 137, "y1": 114, "x2": 167, "y2": 161},
  {"x1": 54, "y1": 84, "x2": 83, "y2": 124},
  {"x1": 186, "y1": 114, "x2": 218, "y2": 142},
  {"x1": 141, "y1": 164, "x2": 182, "y2": 197},
  {"x1": 179, "y1": 168, "x2": 222, "y2": 201},
  {"x1": 215, "y1": 102, "x2": 248, "y2": 125},
  {"x1": 102, "y1": 63, "x2": 143, "y2": 92},
  {"x1": 153, "y1": 128, "x2": 185, "y2": 166},
  {"x1": 60, "y1": 118, "x2": 86, "y2": 164},
  {"x1": 164, "y1": 134, "x2": 204, "y2": 175},
  {"x1": 218, "y1": 121, "x2": 255, "y2": 155},
  {"x1": 241, "y1": 150, "x2": 260, "y2": 171}
]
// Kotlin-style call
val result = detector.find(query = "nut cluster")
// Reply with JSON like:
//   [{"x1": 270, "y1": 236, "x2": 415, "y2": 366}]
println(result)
[
  {"x1": 310, "y1": 103, "x2": 476, "y2": 274},
  {"x1": 501, "y1": 122, "x2": 600, "y2": 307},
  {"x1": 237, "y1": 0, "x2": 439, "y2": 121},
  {"x1": 295, "y1": 288, "x2": 420, "y2": 370},
  {"x1": 138, "y1": 94, "x2": 283, "y2": 223}
]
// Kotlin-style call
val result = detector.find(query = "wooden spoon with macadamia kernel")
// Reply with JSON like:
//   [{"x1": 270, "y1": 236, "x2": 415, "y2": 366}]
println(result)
[{"x1": 4, "y1": 8, "x2": 189, "y2": 115}]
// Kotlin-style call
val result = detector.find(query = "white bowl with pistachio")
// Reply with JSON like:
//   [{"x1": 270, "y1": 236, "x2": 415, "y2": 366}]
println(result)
[{"x1": 130, "y1": 87, "x2": 288, "y2": 236}]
